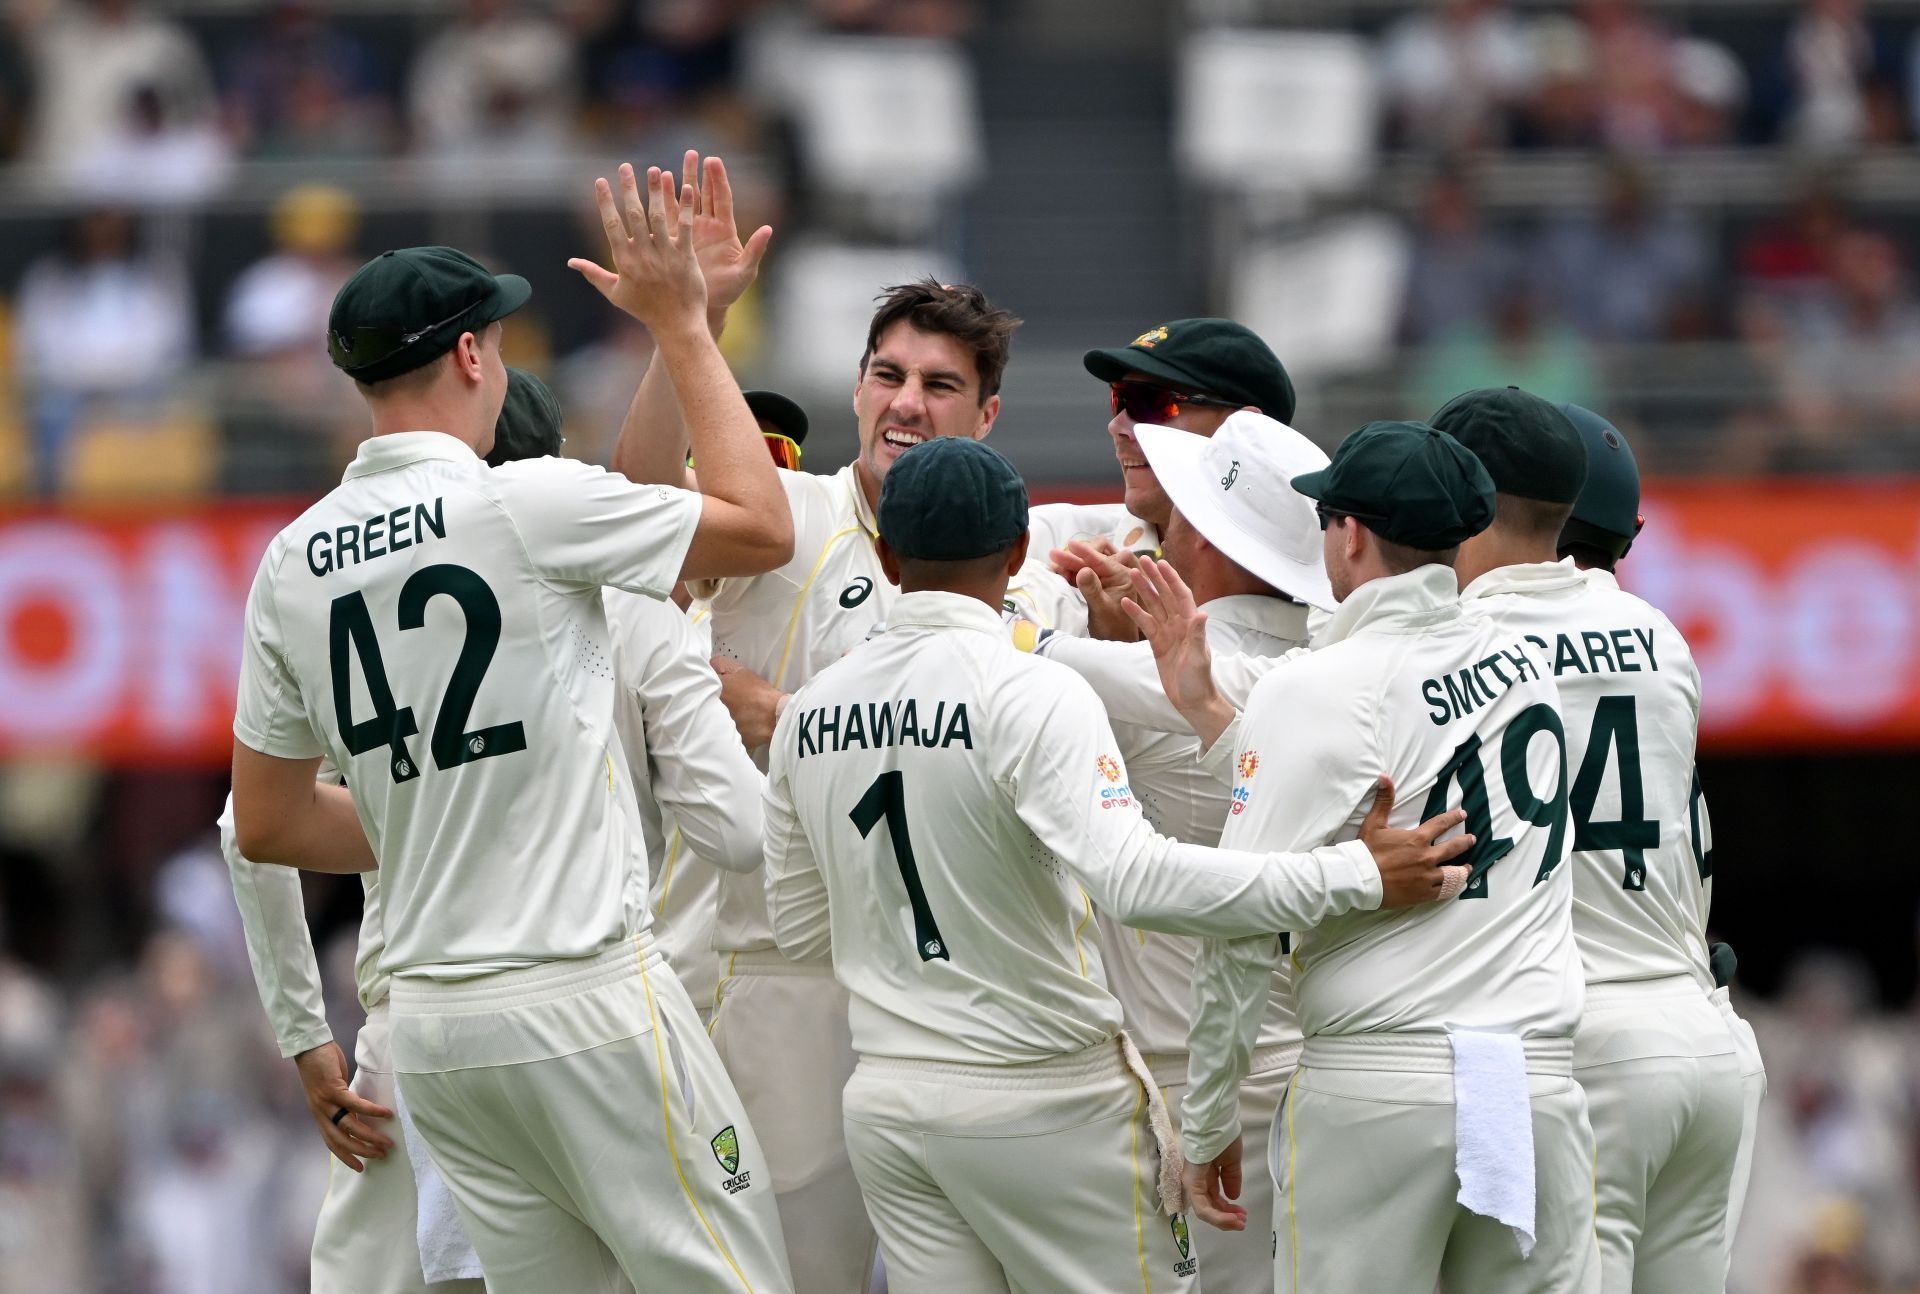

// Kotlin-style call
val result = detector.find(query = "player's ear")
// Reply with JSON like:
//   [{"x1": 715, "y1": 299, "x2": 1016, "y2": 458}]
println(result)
[
  {"x1": 1004, "y1": 528, "x2": 1030, "y2": 575},
  {"x1": 975, "y1": 393, "x2": 1000, "y2": 439},
  {"x1": 875, "y1": 534, "x2": 902, "y2": 587}
]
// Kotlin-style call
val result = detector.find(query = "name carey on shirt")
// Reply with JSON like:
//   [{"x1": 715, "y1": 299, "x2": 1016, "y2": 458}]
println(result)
[
  {"x1": 795, "y1": 698, "x2": 973, "y2": 758},
  {"x1": 306, "y1": 497, "x2": 446, "y2": 577}
]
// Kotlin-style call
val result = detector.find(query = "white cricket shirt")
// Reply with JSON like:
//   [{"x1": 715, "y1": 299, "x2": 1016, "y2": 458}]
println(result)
[
  {"x1": 1095, "y1": 594, "x2": 1311, "y2": 1058},
  {"x1": 1183, "y1": 565, "x2": 1584, "y2": 1161},
  {"x1": 762, "y1": 590, "x2": 1386, "y2": 1067},
  {"x1": 692, "y1": 463, "x2": 895, "y2": 959},
  {"x1": 608, "y1": 593, "x2": 764, "y2": 1009},
  {"x1": 1461, "y1": 561, "x2": 1714, "y2": 990},
  {"x1": 233, "y1": 432, "x2": 700, "y2": 979}
]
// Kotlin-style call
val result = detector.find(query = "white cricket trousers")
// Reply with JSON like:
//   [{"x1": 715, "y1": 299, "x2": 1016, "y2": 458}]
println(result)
[
  {"x1": 310, "y1": 1005, "x2": 486, "y2": 1294},
  {"x1": 1273, "y1": 1033, "x2": 1600, "y2": 1294},
  {"x1": 842, "y1": 1038, "x2": 1197, "y2": 1294},
  {"x1": 710, "y1": 952, "x2": 877, "y2": 1294},
  {"x1": 1148, "y1": 1041, "x2": 1299, "y2": 1294},
  {"x1": 1577, "y1": 978, "x2": 1747, "y2": 1294},
  {"x1": 1709, "y1": 986, "x2": 1768, "y2": 1258},
  {"x1": 390, "y1": 936, "x2": 794, "y2": 1294}
]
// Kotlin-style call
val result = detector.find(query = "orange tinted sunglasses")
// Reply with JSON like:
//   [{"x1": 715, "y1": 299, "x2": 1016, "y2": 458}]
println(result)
[
  {"x1": 687, "y1": 432, "x2": 803, "y2": 472},
  {"x1": 1109, "y1": 380, "x2": 1242, "y2": 424}
]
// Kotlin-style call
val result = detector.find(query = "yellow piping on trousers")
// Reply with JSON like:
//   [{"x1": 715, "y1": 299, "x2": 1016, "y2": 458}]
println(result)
[
  {"x1": 1285, "y1": 1069, "x2": 1300, "y2": 1294},
  {"x1": 1129, "y1": 1081, "x2": 1153, "y2": 1294}
]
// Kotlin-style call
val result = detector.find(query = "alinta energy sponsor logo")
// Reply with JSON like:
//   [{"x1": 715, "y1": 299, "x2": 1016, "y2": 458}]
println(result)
[
  {"x1": 1097, "y1": 754, "x2": 1122, "y2": 782},
  {"x1": 1095, "y1": 753, "x2": 1134, "y2": 810},
  {"x1": 1231, "y1": 749, "x2": 1259, "y2": 815},
  {"x1": 711, "y1": 1125, "x2": 752, "y2": 1194}
]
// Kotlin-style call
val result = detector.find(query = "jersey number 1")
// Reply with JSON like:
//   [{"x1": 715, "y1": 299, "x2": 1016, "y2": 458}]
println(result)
[
  {"x1": 328, "y1": 564, "x2": 527, "y2": 784},
  {"x1": 850, "y1": 771, "x2": 951, "y2": 963}
]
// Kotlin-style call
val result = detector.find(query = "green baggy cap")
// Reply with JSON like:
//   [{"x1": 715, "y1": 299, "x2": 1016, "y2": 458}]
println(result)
[
  {"x1": 1290, "y1": 420, "x2": 1496, "y2": 550},
  {"x1": 878, "y1": 438, "x2": 1029, "y2": 561},
  {"x1": 1557, "y1": 403, "x2": 1643, "y2": 560},
  {"x1": 1083, "y1": 318, "x2": 1296, "y2": 425},
  {"x1": 486, "y1": 368, "x2": 563, "y2": 467},
  {"x1": 1428, "y1": 386, "x2": 1587, "y2": 505},
  {"x1": 328, "y1": 246, "x2": 531, "y2": 384}
]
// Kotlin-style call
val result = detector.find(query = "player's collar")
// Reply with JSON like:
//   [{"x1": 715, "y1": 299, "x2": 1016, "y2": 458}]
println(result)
[
  {"x1": 1200, "y1": 593, "x2": 1309, "y2": 645},
  {"x1": 887, "y1": 590, "x2": 1007, "y2": 636},
  {"x1": 1315, "y1": 564, "x2": 1460, "y2": 648},
  {"x1": 840, "y1": 463, "x2": 879, "y2": 541},
  {"x1": 1582, "y1": 566, "x2": 1622, "y2": 592},
  {"x1": 344, "y1": 430, "x2": 482, "y2": 479},
  {"x1": 1457, "y1": 558, "x2": 1585, "y2": 604}
]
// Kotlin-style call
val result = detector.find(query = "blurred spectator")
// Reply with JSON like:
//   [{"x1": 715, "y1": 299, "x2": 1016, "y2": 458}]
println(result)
[
  {"x1": 1579, "y1": 0, "x2": 1685, "y2": 151},
  {"x1": 1521, "y1": 16, "x2": 1601, "y2": 148},
  {"x1": 0, "y1": 961, "x2": 90, "y2": 1293},
  {"x1": 72, "y1": 81, "x2": 232, "y2": 206},
  {"x1": 1378, "y1": 0, "x2": 1536, "y2": 151},
  {"x1": 582, "y1": 0, "x2": 748, "y2": 141},
  {"x1": 1670, "y1": 36, "x2": 1748, "y2": 148},
  {"x1": 221, "y1": 0, "x2": 390, "y2": 158},
  {"x1": 1776, "y1": 230, "x2": 1920, "y2": 471},
  {"x1": 1410, "y1": 281, "x2": 1601, "y2": 416},
  {"x1": 18, "y1": 0, "x2": 214, "y2": 188},
  {"x1": 810, "y1": 0, "x2": 980, "y2": 38},
  {"x1": 127, "y1": 1093, "x2": 282, "y2": 1294},
  {"x1": 1400, "y1": 166, "x2": 1521, "y2": 344},
  {"x1": 409, "y1": 0, "x2": 578, "y2": 170},
  {"x1": 12, "y1": 210, "x2": 194, "y2": 495},
  {"x1": 1779, "y1": 0, "x2": 1892, "y2": 155},
  {"x1": 1741, "y1": 183, "x2": 1853, "y2": 298},
  {"x1": 1533, "y1": 159, "x2": 1710, "y2": 343}
]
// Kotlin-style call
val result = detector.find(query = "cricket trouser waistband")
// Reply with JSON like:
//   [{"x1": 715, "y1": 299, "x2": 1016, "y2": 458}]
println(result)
[
  {"x1": 1301, "y1": 1032, "x2": 1573, "y2": 1077},
  {"x1": 715, "y1": 946, "x2": 835, "y2": 978},
  {"x1": 389, "y1": 936, "x2": 667, "y2": 1012},
  {"x1": 1583, "y1": 973, "x2": 1713, "y2": 1009},
  {"x1": 1139, "y1": 1040, "x2": 1303, "y2": 1093}
]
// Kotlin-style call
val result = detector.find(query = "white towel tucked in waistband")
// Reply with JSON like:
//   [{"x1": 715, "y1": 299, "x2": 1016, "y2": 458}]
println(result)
[
  {"x1": 1118, "y1": 1031, "x2": 1189, "y2": 1215},
  {"x1": 1448, "y1": 1026, "x2": 1535, "y2": 1259},
  {"x1": 393, "y1": 1081, "x2": 486, "y2": 1284}
]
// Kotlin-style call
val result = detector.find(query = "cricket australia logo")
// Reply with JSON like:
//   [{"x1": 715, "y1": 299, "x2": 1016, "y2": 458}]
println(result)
[
  {"x1": 1132, "y1": 325, "x2": 1170, "y2": 349},
  {"x1": 711, "y1": 1126, "x2": 752, "y2": 1194},
  {"x1": 1171, "y1": 1214, "x2": 1196, "y2": 1276}
]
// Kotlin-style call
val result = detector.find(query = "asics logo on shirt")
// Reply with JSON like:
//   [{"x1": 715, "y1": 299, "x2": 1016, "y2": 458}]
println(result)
[{"x1": 839, "y1": 577, "x2": 875, "y2": 608}]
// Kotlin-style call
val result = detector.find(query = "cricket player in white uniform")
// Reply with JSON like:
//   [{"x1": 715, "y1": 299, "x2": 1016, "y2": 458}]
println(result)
[
  {"x1": 1014, "y1": 411, "x2": 1330, "y2": 1293},
  {"x1": 1437, "y1": 394, "x2": 1760, "y2": 1292},
  {"x1": 615, "y1": 273, "x2": 1021, "y2": 1294},
  {"x1": 229, "y1": 165, "x2": 797, "y2": 1292},
  {"x1": 221, "y1": 369, "x2": 627, "y2": 1294},
  {"x1": 1137, "y1": 420, "x2": 1599, "y2": 1294},
  {"x1": 764, "y1": 437, "x2": 1478, "y2": 1294}
]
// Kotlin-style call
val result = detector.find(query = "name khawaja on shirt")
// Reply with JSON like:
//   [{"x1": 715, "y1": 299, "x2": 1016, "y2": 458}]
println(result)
[
  {"x1": 795, "y1": 699, "x2": 973, "y2": 758},
  {"x1": 1419, "y1": 626, "x2": 1661, "y2": 726},
  {"x1": 306, "y1": 497, "x2": 446, "y2": 577}
]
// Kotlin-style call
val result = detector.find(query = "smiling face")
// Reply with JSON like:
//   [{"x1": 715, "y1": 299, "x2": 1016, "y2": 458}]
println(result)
[
  {"x1": 853, "y1": 322, "x2": 1000, "y2": 502},
  {"x1": 1106, "y1": 376, "x2": 1240, "y2": 529}
]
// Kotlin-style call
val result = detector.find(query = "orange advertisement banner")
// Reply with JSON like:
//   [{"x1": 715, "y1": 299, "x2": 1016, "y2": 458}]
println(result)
[{"x1": 0, "y1": 482, "x2": 1916, "y2": 764}]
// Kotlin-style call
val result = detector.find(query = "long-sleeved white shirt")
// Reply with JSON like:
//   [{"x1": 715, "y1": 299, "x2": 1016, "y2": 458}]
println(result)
[
  {"x1": 762, "y1": 590, "x2": 1385, "y2": 1067},
  {"x1": 1093, "y1": 594, "x2": 1312, "y2": 1057},
  {"x1": 1461, "y1": 561, "x2": 1714, "y2": 991},
  {"x1": 1183, "y1": 565, "x2": 1584, "y2": 1161},
  {"x1": 608, "y1": 593, "x2": 765, "y2": 1008}
]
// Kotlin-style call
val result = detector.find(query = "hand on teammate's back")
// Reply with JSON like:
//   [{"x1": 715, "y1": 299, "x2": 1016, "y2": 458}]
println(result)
[
  {"x1": 1183, "y1": 1136, "x2": 1249, "y2": 1232},
  {"x1": 568, "y1": 163, "x2": 708, "y2": 334},
  {"x1": 294, "y1": 1041, "x2": 395, "y2": 1173},
  {"x1": 1356, "y1": 776, "x2": 1474, "y2": 908},
  {"x1": 1055, "y1": 539, "x2": 1141, "y2": 642}
]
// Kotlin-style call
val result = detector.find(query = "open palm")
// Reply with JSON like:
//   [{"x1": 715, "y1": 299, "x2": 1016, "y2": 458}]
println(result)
[{"x1": 680, "y1": 150, "x2": 774, "y2": 313}]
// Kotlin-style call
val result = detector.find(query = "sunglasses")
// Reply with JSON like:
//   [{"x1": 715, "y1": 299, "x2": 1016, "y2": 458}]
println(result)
[
  {"x1": 1110, "y1": 380, "x2": 1244, "y2": 425},
  {"x1": 1315, "y1": 503, "x2": 1392, "y2": 532},
  {"x1": 328, "y1": 299, "x2": 484, "y2": 372},
  {"x1": 688, "y1": 431, "x2": 803, "y2": 472}
]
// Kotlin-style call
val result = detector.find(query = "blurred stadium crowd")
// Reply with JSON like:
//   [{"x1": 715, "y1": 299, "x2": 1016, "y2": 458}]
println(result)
[{"x1": 2, "y1": 1, "x2": 1920, "y2": 1291}]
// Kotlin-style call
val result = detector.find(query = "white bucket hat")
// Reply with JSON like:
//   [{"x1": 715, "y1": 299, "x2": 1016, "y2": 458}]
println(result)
[{"x1": 1134, "y1": 411, "x2": 1336, "y2": 612}]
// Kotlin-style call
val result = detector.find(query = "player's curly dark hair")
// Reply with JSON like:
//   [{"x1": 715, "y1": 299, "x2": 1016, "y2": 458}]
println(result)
[{"x1": 861, "y1": 278, "x2": 1021, "y2": 402}]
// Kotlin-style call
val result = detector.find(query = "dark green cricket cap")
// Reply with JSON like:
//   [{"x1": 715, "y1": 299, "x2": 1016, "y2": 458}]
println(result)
[
  {"x1": 328, "y1": 246, "x2": 531, "y2": 384},
  {"x1": 1291, "y1": 420, "x2": 1496, "y2": 550},
  {"x1": 1083, "y1": 318, "x2": 1296, "y2": 425},
  {"x1": 744, "y1": 389, "x2": 808, "y2": 445},
  {"x1": 486, "y1": 368, "x2": 563, "y2": 467},
  {"x1": 1428, "y1": 386, "x2": 1587, "y2": 505},
  {"x1": 1556, "y1": 403, "x2": 1643, "y2": 561},
  {"x1": 878, "y1": 438, "x2": 1029, "y2": 561}
]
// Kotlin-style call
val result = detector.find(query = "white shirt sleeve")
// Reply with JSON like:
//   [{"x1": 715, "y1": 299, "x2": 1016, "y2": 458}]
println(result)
[
  {"x1": 495, "y1": 457, "x2": 702, "y2": 596},
  {"x1": 220, "y1": 794, "x2": 331, "y2": 1058},
  {"x1": 627, "y1": 602, "x2": 766, "y2": 874},
  {"x1": 1005, "y1": 669, "x2": 1380, "y2": 938},
  {"x1": 232, "y1": 542, "x2": 324, "y2": 759},
  {"x1": 764, "y1": 700, "x2": 831, "y2": 960},
  {"x1": 1182, "y1": 933, "x2": 1280, "y2": 1162},
  {"x1": 1036, "y1": 634, "x2": 1288, "y2": 734}
]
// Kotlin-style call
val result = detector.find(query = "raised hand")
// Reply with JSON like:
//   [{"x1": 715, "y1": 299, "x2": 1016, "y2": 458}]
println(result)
[
  {"x1": 679, "y1": 150, "x2": 773, "y2": 317},
  {"x1": 568, "y1": 163, "x2": 708, "y2": 333},
  {"x1": 1122, "y1": 558, "x2": 1236, "y2": 746}
]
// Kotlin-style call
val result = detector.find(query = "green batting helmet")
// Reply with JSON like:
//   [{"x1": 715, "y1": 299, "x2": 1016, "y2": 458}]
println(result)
[{"x1": 1556, "y1": 403, "x2": 1643, "y2": 562}]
